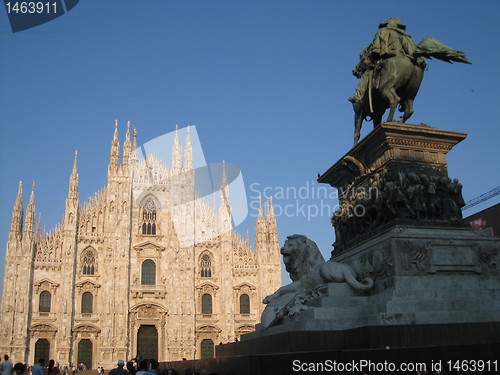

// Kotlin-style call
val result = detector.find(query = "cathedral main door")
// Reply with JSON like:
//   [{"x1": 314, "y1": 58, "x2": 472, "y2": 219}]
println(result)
[
  {"x1": 34, "y1": 339, "x2": 50, "y2": 363},
  {"x1": 77, "y1": 339, "x2": 93, "y2": 369},
  {"x1": 137, "y1": 325, "x2": 158, "y2": 360}
]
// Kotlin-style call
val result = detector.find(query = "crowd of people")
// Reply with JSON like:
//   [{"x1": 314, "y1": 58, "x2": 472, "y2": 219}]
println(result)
[
  {"x1": 0, "y1": 356, "x2": 187, "y2": 375},
  {"x1": 0, "y1": 356, "x2": 83, "y2": 375}
]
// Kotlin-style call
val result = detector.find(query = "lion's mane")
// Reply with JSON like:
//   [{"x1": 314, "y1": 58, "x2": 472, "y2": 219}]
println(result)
[{"x1": 283, "y1": 234, "x2": 325, "y2": 283}]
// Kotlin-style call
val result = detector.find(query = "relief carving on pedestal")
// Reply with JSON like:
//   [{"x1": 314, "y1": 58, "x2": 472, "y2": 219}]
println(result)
[
  {"x1": 397, "y1": 239, "x2": 430, "y2": 273},
  {"x1": 331, "y1": 168, "x2": 466, "y2": 251}
]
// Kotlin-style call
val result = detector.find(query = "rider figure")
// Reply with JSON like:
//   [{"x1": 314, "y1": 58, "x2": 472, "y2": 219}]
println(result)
[{"x1": 349, "y1": 17, "x2": 419, "y2": 104}]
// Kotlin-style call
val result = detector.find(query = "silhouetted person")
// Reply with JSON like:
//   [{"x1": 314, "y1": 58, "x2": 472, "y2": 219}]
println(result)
[
  {"x1": 1, "y1": 355, "x2": 13, "y2": 375},
  {"x1": 149, "y1": 360, "x2": 159, "y2": 375},
  {"x1": 32, "y1": 359, "x2": 45, "y2": 375},
  {"x1": 135, "y1": 360, "x2": 149, "y2": 375},
  {"x1": 13, "y1": 363, "x2": 25, "y2": 375},
  {"x1": 48, "y1": 360, "x2": 60, "y2": 375},
  {"x1": 108, "y1": 360, "x2": 128, "y2": 375},
  {"x1": 126, "y1": 362, "x2": 136, "y2": 375}
]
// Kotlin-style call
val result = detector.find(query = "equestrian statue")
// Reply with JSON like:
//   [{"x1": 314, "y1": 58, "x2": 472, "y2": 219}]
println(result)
[{"x1": 349, "y1": 17, "x2": 471, "y2": 145}]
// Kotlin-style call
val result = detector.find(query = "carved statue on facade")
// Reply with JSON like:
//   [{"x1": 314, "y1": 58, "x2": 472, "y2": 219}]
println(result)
[{"x1": 350, "y1": 17, "x2": 471, "y2": 145}]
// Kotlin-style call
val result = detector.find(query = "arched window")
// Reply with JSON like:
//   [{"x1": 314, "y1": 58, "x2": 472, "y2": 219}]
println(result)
[
  {"x1": 141, "y1": 198, "x2": 157, "y2": 235},
  {"x1": 39, "y1": 291, "x2": 51, "y2": 313},
  {"x1": 200, "y1": 254, "x2": 212, "y2": 278},
  {"x1": 200, "y1": 339, "x2": 214, "y2": 359},
  {"x1": 239, "y1": 294, "x2": 250, "y2": 314},
  {"x1": 81, "y1": 292, "x2": 93, "y2": 314},
  {"x1": 201, "y1": 294, "x2": 212, "y2": 315},
  {"x1": 82, "y1": 249, "x2": 96, "y2": 275},
  {"x1": 141, "y1": 259, "x2": 156, "y2": 285}
]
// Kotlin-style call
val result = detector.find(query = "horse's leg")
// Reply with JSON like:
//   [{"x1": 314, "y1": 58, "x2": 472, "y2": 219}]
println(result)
[
  {"x1": 353, "y1": 102, "x2": 363, "y2": 145},
  {"x1": 354, "y1": 115, "x2": 362, "y2": 146},
  {"x1": 401, "y1": 99, "x2": 414, "y2": 123},
  {"x1": 372, "y1": 112, "x2": 383, "y2": 126},
  {"x1": 384, "y1": 87, "x2": 400, "y2": 122},
  {"x1": 354, "y1": 123, "x2": 360, "y2": 145}
]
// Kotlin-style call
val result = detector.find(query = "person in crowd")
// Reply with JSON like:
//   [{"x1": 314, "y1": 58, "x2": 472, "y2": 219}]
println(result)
[
  {"x1": 134, "y1": 360, "x2": 149, "y2": 375},
  {"x1": 48, "y1": 360, "x2": 60, "y2": 375},
  {"x1": 13, "y1": 363, "x2": 25, "y2": 375},
  {"x1": 32, "y1": 359, "x2": 45, "y2": 375},
  {"x1": 125, "y1": 362, "x2": 136, "y2": 375},
  {"x1": 1, "y1": 355, "x2": 13, "y2": 375},
  {"x1": 149, "y1": 361, "x2": 159, "y2": 375},
  {"x1": 108, "y1": 360, "x2": 128, "y2": 375}
]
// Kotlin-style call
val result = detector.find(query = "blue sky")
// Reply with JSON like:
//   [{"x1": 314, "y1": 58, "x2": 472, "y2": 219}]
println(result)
[{"x1": 1, "y1": 0, "x2": 499, "y2": 297}]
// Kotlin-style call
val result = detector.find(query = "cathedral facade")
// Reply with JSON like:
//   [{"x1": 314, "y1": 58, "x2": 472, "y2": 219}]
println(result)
[{"x1": 0, "y1": 123, "x2": 281, "y2": 367}]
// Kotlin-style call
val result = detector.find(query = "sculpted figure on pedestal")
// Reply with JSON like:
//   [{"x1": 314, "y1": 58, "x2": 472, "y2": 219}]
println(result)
[
  {"x1": 350, "y1": 17, "x2": 471, "y2": 145},
  {"x1": 261, "y1": 235, "x2": 374, "y2": 328},
  {"x1": 261, "y1": 235, "x2": 325, "y2": 328},
  {"x1": 330, "y1": 168, "x2": 468, "y2": 250}
]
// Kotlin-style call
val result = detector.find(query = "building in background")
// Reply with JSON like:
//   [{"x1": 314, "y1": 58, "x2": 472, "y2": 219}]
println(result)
[
  {"x1": 0, "y1": 123, "x2": 281, "y2": 367},
  {"x1": 464, "y1": 203, "x2": 500, "y2": 238}
]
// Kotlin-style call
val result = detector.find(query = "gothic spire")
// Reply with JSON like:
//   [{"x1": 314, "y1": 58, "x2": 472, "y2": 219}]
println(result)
[
  {"x1": 133, "y1": 127, "x2": 138, "y2": 150},
  {"x1": 108, "y1": 119, "x2": 120, "y2": 176},
  {"x1": 122, "y1": 120, "x2": 132, "y2": 168},
  {"x1": 255, "y1": 195, "x2": 266, "y2": 247},
  {"x1": 36, "y1": 212, "x2": 42, "y2": 240},
  {"x1": 267, "y1": 196, "x2": 275, "y2": 221},
  {"x1": 68, "y1": 150, "x2": 79, "y2": 202},
  {"x1": 218, "y1": 160, "x2": 232, "y2": 233},
  {"x1": 24, "y1": 181, "x2": 36, "y2": 235},
  {"x1": 258, "y1": 194, "x2": 264, "y2": 218},
  {"x1": 220, "y1": 160, "x2": 231, "y2": 210},
  {"x1": 9, "y1": 180, "x2": 23, "y2": 238},
  {"x1": 245, "y1": 226, "x2": 250, "y2": 246},
  {"x1": 63, "y1": 150, "x2": 79, "y2": 232},
  {"x1": 183, "y1": 125, "x2": 193, "y2": 170},
  {"x1": 130, "y1": 127, "x2": 139, "y2": 165},
  {"x1": 266, "y1": 196, "x2": 278, "y2": 242},
  {"x1": 171, "y1": 124, "x2": 182, "y2": 173}
]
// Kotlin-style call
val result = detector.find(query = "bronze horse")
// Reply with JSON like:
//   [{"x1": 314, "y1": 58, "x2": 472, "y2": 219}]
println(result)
[{"x1": 352, "y1": 37, "x2": 471, "y2": 146}]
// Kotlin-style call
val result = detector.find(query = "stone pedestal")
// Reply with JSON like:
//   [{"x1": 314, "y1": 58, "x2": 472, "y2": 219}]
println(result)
[
  {"x1": 221, "y1": 123, "x2": 499, "y2": 356},
  {"x1": 241, "y1": 224, "x2": 500, "y2": 342},
  {"x1": 234, "y1": 124, "x2": 497, "y2": 362},
  {"x1": 318, "y1": 122, "x2": 468, "y2": 253}
]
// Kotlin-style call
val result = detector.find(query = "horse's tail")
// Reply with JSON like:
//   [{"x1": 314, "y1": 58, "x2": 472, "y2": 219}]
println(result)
[{"x1": 413, "y1": 36, "x2": 471, "y2": 64}]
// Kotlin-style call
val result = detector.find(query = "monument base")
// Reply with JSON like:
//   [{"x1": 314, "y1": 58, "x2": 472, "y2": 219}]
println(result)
[
  {"x1": 158, "y1": 225, "x2": 500, "y2": 374},
  {"x1": 191, "y1": 225, "x2": 500, "y2": 374}
]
